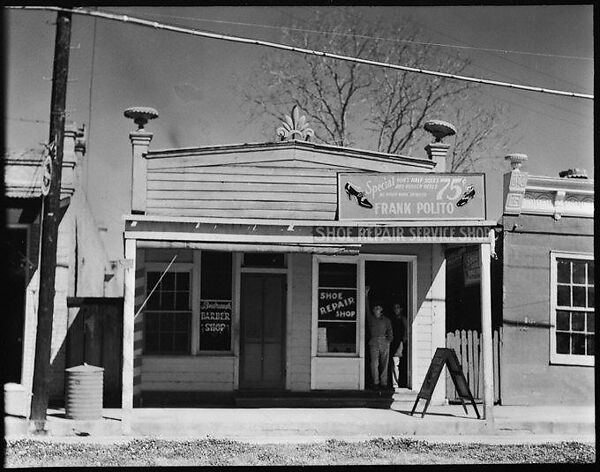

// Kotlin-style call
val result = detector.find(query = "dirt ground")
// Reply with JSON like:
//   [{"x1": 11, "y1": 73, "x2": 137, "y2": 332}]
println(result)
[{"x1": 4, "y1": 437, "x2": 595, "y2": 466}]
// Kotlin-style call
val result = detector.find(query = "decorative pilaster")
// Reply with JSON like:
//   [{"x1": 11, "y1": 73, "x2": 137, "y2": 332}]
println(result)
[
  {"x1": 503, "y1": 153, "x2": 528, "y2": 215},
  {"x1": 124, "y1": 107, "x2": 158, "y2": 214}
]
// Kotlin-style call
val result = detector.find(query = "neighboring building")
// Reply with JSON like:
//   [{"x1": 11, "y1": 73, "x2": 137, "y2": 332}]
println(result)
[
  {"x1": 499, "y1": 155, "x2": 594, "y2": 405},
  {"x1": 120, "y1": 107, "x2": 498, "y2": 418},
  {"x1": 4, "y1": 124, "x2": 122, "y2": 416}
]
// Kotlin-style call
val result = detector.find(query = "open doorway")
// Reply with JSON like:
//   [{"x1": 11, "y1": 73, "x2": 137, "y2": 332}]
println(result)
[{"x1": 365, "y1": 260, "x2": 409, "y2": 389}]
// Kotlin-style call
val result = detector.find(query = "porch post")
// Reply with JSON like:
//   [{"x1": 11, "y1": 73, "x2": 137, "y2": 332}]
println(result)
[
  {"x1": 121, "y1": 238, "x2": 136, "y2": 434},
  {"x1": 479, "y1": 238, "x2": 494, "y2": 422}
]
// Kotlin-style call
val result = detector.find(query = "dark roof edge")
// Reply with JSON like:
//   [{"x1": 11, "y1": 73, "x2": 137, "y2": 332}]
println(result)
[{"x1": 146, "y1": 139, "x2": 434, "y2": 167}]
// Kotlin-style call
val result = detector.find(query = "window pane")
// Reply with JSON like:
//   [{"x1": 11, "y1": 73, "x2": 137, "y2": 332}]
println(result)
[
  {"x1": 588, "y1": 286, "x2": 595, "y2": 308},
  {"x1": 572, "y1": 286, "x2": 586, "y2": 307},
  {"x1": 588, "y1": 262, "x2": 594, "y2": 284},
  {"x1": 556, "y1": 333, "x2": 570, "y2": 354},
  {"x1": 173, "y1": 332, "x2": 190, "y2": 351},
  {"x1": 557, "y1": 259, "x2": 570, "y2": 283},
  {"x1": 161, "y1": 291, "x2": 175, "y2": 310},
  {"x1": 177, "y1": 272, "x2": 189, "y2": 291},
  {"x1": 556, "y1": 311, "x2": 570, "y2": 331},
  {"x1": 159, "y1": 332, "x2": 173, "y2": 352},
  {"x1": 317, "y1": 322, "x2": 356, "y2": 354},
  {"x1": 145, "y1": 312, "x2": 160, "y2": 331},
  {"x1": 586, "y1": 335, "x2": 594, "y2": 356},
  {"x1": 572, "y1": 333, "x2": 585, "y2": 355},
  {"x1": 162, "y1": 272, "x2": 175, "y2": 290},
  {"x1": 586, "y1": 312, "x2": 594, "y2": 332},
  {"x1": 572, "y1": 312, "x2": 585, "y2": 331},
  {"x1": 175, "y1": 292, "x2": 190, "y2": 310},
  {"x1": 173, "y1": 313, "x2": 191, "y2": 330},
  {"x1": 147, "y1": 272, "x2": 159, "y2": 289},
  {"x1": 557, "y1": 285, "x2": 570, "y2": 306},
  {"x1": 146, "y1": 290, "x2": 160, "y2": 310},
  {"x1": 572, "y1": 261, "x2": 586, "y2": 284},
  {"x1": 319, "y1": 263, "x2": 357, "y2": 288}
]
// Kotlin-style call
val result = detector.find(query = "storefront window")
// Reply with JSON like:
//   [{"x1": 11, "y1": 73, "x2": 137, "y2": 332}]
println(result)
[
  {"x1": 551, "y1": 253, "x2": 594, "y2": 366},
  {"x1": 317, "y1": 262, "x2": 358, "y2": 355},
  {"x1": 145, "y1": 271, "x2": 192, "y2": 355},
  {"x1": 200, "y1": 251, "x2": 233, "y2": 351}
]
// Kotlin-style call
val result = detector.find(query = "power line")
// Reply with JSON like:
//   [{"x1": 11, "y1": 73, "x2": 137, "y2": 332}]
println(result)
[
  {"x1": 9, "y1": 6, "x2": 593, "y2": 101},
  {"x1": 6, "y1": 116, "x2": 49, "y2": 124},
  {"x1": 110, "y1": 7, "x2": 594, "y2": 62}
]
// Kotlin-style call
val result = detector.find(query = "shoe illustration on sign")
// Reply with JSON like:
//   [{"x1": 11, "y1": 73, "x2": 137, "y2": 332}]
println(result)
[
  {"x1": 344, "y1": 182, "x2": 373, "y2": 209},
  {"x1": 456, "y1": 185, "x2": 476, "y2": 207}
]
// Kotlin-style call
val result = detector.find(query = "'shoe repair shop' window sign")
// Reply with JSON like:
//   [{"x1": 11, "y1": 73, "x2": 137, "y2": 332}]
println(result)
[{"x1": 338, "y1": 173, "x2": 486, "y2": 221}]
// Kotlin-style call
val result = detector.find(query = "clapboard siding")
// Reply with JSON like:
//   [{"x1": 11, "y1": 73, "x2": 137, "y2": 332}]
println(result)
[
  {"x1": 147, "y1": 208, "x2": 335, "y2": 220},
  {"x1": 287, "y1": 253, "x2": 312, "y2": 391},
  {"x1": 141, "y1": 356, "x2": 235, "y2": 391},
  {"x1": 312, "y1": 358, "x2": 361, "y2": 389},
  {"x1": 150, "y1": 166, "x2": 339, "y2": 177},
  {"x1": 148, "y1": 180, "x2": 334, "y2": 194},
  {"x1": 147, "y1": 190, "x2": 337, "y2": 203},
  {"x1": 148, "y1": 171, "x2": 336, "y2": 184},
  {"x1": 148, "y1": 199, "x2": 336, "y2": 212}
]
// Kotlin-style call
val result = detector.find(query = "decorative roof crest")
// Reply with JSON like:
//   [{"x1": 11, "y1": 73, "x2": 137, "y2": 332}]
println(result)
[{"x1": 277, "y1": 105, "x2": 314, "y2": 141}]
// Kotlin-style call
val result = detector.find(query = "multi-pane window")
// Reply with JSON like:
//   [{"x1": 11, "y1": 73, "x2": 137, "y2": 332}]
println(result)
[
  {"x1": 145, "y1": 270, "x2": 192, "y2": 355},
  {"x1": 551, "y1": 253, "x2": 594, "y2": 366},
  {"x1": 317, "y1": 262, "x2": 358, "y2": 355}
]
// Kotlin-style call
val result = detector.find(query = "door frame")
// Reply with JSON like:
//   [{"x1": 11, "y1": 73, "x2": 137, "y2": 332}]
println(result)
[
  {"x1": 362, "y1": 255, "x2": 417, "y2": 390},
  {"x1": 236, "y1": 255, "x2": 289, "y2": 390}
]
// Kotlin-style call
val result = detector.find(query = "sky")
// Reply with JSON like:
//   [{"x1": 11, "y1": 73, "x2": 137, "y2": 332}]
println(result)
[{"x1": 4, "y1": 6, "x2": 594, "y2": 260}]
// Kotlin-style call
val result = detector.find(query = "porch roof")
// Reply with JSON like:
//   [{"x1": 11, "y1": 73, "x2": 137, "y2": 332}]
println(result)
[{"x1": 124, "y1": 214, "x2": 497, "y2": 247}]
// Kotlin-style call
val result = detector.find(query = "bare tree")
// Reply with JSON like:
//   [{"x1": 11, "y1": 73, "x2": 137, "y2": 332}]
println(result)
[{"x1": 239, "y1": 8, "x2": 519, "y2": 170}]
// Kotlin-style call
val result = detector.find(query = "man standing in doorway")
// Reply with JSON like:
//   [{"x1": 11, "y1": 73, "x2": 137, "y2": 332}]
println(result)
[
  {"x1": 366, "y1": 287, "x2": 393, "y2": 390},
  {"x1": 390, "y1": 301, "x2": 408, "y2": 390}
]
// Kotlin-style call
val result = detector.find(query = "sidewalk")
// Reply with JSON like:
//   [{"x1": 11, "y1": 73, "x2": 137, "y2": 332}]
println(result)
[{"x1": 5, "y1": 404, "x2": 595, "y2": 443}]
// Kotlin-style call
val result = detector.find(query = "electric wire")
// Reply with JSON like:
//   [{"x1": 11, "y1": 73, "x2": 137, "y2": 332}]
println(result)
[
  {"x1": 110, "y1": 7, "x2": 594, "y2": 62},
  {"x1": 7, "y1": 6, "x2": 593, "y2": 100}
]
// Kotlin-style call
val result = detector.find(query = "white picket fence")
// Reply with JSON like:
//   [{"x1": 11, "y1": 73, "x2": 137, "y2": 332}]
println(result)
[{"x1": 445, "y1": 328, "x2": 501, "y2": 403}]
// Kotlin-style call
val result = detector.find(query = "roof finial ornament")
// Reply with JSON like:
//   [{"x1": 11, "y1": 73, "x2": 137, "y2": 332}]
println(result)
[
  {"x1": 277, "y1": 105, "x2": 314, "y2": 141},
  {"x1": 124, "y1": 106, "x2": 159, "y2": 131},
  {"x1": 424, "y1": 119, "x2": 457, "y2": 143}
]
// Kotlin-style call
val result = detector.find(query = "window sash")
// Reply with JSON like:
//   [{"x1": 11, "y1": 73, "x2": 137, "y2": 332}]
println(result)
[
  {"x1": 144, "y1": 264, "x2": 194, "y2": 355},
  {"x1": 550, "y1": 252, "x2": 594, "y2": 366},
  {"x1": 316, "y1": 260, "x2": 359, "y2": 356}
]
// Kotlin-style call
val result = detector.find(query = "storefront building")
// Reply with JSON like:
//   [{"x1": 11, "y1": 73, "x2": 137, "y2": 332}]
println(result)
[
  {"x1": 121, "y1": 109, "x2": 497, "y2": 427},
  {"x1": 500, "y1": 155, "x2": 594, "y2": 405},
  {"x1": 4, "y1": 125, "x2": 122, "y2": 416}
]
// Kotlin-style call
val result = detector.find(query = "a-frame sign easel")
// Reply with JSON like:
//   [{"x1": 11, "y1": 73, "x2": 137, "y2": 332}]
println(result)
[{"x1": 410, "y1": 347, "x2": 481, "y2": 419}]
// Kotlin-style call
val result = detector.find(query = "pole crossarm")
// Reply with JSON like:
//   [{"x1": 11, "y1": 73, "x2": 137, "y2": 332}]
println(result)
[{"x1": 8, "y1": 5, "x2": 594, "y2": 101}]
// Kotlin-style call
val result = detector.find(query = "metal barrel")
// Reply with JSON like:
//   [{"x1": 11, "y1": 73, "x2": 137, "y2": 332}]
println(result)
[{"x1": 65, "y1": 364, "x2": 104, "y2": 420}]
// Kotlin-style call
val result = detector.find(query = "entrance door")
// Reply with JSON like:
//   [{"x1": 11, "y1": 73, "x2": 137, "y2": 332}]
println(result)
[
  {"x1": 6, "y1": 227, "x2": 28, "y2": 383},
  {"x1": 240, "y1": 273, "x2": 286, "y2": 390},
  {"x1": 365, "y1": 260, "x2": 410, "y2": 388}
]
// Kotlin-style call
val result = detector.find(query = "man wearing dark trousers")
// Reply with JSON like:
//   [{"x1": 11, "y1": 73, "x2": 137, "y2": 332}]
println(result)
[{"x1": 366, "y1": 287, "x2": 393, "y2": 390}]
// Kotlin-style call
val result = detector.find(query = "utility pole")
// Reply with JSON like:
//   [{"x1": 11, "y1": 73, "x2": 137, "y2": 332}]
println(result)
[{"x1": 30, "y1": 7, "x2": 72, "y2": 433}]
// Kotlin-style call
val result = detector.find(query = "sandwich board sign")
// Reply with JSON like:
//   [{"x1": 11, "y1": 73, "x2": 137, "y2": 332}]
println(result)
[{"x1": 410, "y1": 347, "x2": 480, "y2": 419}]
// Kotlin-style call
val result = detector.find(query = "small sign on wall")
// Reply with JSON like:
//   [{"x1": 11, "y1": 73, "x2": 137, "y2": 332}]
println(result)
[
  {"x1": 200, "y1": 299, "x2": 232, "y2": 351},
  {"x1": 462, "y1": 248, "x2": 481, "y2": 286},
  {"x1": 338, "y1": 173, "x2": 486, "y2": 221}
]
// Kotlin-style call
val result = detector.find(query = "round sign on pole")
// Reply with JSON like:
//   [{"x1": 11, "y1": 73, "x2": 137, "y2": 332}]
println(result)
[{"x1": 41, "y1": 154, "x2": 52, "y2": 196}]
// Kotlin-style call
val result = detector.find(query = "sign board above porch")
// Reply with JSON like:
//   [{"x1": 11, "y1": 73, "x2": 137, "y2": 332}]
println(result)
[{"x1": 338, "y1": 173, "x2": 486, "y2": 221}]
